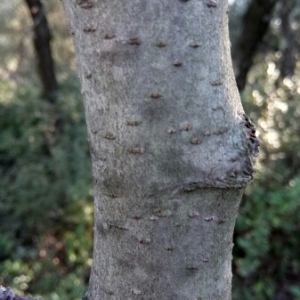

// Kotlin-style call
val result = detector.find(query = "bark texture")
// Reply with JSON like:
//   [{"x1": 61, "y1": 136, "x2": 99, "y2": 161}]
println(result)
[{"x1": 62, "y1": 0, "x2": 257, "y2": 299}]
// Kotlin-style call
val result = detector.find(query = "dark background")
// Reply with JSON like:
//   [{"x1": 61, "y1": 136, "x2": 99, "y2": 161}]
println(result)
[{"x1": 0, "y1": 0, "x2": 300, "y2": 299}]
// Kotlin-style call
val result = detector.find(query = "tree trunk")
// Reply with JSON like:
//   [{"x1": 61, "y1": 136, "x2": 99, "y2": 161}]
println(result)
[{"x1": 61, "y1": 0, "x2": 259, "y2": 299}]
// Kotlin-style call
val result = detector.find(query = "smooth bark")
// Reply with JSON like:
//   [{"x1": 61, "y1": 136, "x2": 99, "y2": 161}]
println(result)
[{"x1": 62, "y1": 0, "x2": 258, "y2": 299}]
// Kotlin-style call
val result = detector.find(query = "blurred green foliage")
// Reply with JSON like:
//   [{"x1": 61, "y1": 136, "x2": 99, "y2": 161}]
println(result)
[
  {"x1": 0, "y1": 1, "x2": 92, "y2": 299},
  {"x1": 0, "y1": 76, "x2": 93, "y2": 300},
  {"x1": 0, "y1": 0, "x2": 300, "y2": 299},
  {"x1": 230, "y1": 2, "x2": 300, "y2": 298}
]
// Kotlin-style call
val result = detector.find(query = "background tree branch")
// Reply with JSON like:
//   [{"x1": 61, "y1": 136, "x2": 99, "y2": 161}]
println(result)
[
  {"x1": 25, "y1": 0, "x2": 58, "y2": 102},
  {"x1": 279, "y1": 0, "x2": 297, "y2": 78},
  {"x1": 232, "y1": 0, "x2": 276, "y2": 92}
]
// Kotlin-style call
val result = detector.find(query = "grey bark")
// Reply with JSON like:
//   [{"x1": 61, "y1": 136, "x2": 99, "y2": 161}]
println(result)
[{"x1": 61, "y1": 0, "x2": 258, "y2": 299}]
